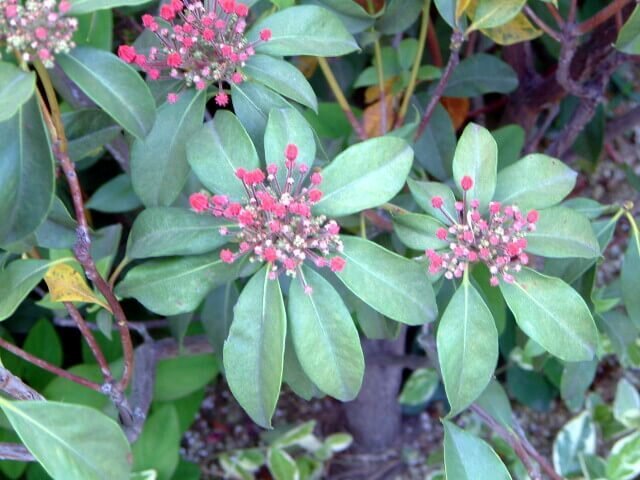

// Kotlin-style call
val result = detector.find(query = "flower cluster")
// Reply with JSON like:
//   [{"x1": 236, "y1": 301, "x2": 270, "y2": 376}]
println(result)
[
  {"x1": 426, "y1": 176, "x2": 539, "y2": 286},
  {"x1": 117, "y1": 0, "x2": 271, "y2": 106},
  {"x1": 189, "y1": 144, "x2": 345, "y2": 294},
  {"x1": 1, "y1": 0, "x2": 77, "y2": 68}
]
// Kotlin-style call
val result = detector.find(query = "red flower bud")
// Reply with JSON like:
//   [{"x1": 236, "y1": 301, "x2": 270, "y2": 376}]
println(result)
[
  {"x1": 285, "y1": 143, "x2": 298, "y2": 162},
  {"x1": 526, "y1": 210, "x2": 539, "y2": 223},
  {"x1": 461, "y1": 175, "x2": 473, "y2": 191},
  {"x1": 431, "y1": 196, "x2": 443, "y2": 208},
  {"x1": 330, "y1": 257, "x2": 346, "y2": 272},
  {"x1": 117, "y1": 45, "x2": 137, "y2": 63},
  {"x1": 189, "y1": 193, "x2": 209, "y2": 212},
  {"x1": 260, "y1": 28, "x2": 272, "y2": 41}
]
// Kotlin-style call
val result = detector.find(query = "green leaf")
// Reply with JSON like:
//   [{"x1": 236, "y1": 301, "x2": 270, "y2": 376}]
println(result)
[
  {"x1": 494, "y1": 154, "x2": 577, "y2": 210},
  {"x1": 250, "y1": 6, "x2": 359, "y2": 57},
  {"x1": 452, "y1": 123, "x2": 498, "y2": 208},
  {"x1": 493, "y1": 124, "x2": 525, "y2": 168},
  {"x1": 606, "y1": 432, "x2": 640, "y2": 480},
  {"x1": 560, "y1": 360, "x2": 597, "y2": 412},
  {"x1": 393, "y1": 213, "x2": 449, "y2": 251},
  {"x1": 616, "y1": 5, "x2": 640, "y2": 55},
  {"x1": 127, "y1": 207, "x2": 232, "y2": 259},
  {"x1": 115, "y1": 252, "x2": 239, "y2": 316},
  {"x1": 475, "y1": 380, "x2": 514, "y2": 430},
  {"x1": 283, "y1": 325, "x2": 320, "y2": 400},
  {"x1": 187, "y1": 110, "x2": 260, "y2": 201},
  {"x1": 325, "y1": 433, "x2": 353, "y2": 452},
  {"x1": 526, "y1": 206, "x2": 600, "y2": 259},
  {"x1": 288, "y1": 266, "x2": 364, "y2": 401},
  {"x1": 621, "y1": 221, "x2": 640, "y2": 328},
  {"x1": 243, "y1": 55, "x2": 317, "y2": 111},
  {"x1": 68, "y1": 0, "x2": 150, "y2": 14},
  {"x1": 613, "y1": 378, "x2": 640, "y2": 429},
  {"x1": 552, "y1": 411, "x2": 596, "y2": 477},
  {"x1": 202, "y1": 283, "x2": 238, "y2": 362},
  {"x1": 154, "y1": 354, "x2": 219, "y2": 402},
  {"x1": 73, "y1": 10, "x2": 113, "y2": 50},
  {"x1": 86, "y1": 174, "x2": 141, "y2": 213},
  {"x1": 63, "y1": 109, "x2": 120, "y2": 163},
  {"x1": 223, "y1": 266, "x2": 286, "y2": 428},
  {"x1": 313, "y1": 136, "x2": 413, "y2": 217},
  {"x1": 398, "y1": 368, "x2": 439, "y2": 407},
  {"x1": 132, "y1": 404, "x2": 180, "y2": 480},
  {"x1": 264, "y1": 108, "x2": 316, "y2": 186},
  {"x1": 376, "y1": 0, "x2": 423, "y2": 34},
  {"x1": 0, "y1": 258, "x2": 71, "y2": 321},
  {"x1": 407, "y1": 179, "x2": 457, "y2": 225},
  {"x1": 131, "y1": 89, "x2": 205, "y2": 207},
  {"x1": 443, "y1": 421, "x2": 512, "y2": 480},
  {"x1": 336, "y1": 236, "x2": 437, "y2": 325},
  {"x1": 0, "y1": 62, "x2": 35, "y2": 122},
  {"x1": 437, "y1": 275, "x2": 498, "y2": 416},
  {"x1": 43, "y1": 364, "x2": 108, "y2": 411},
  {"x1": 413, "y1": 103, "x2": 455, "y2": 181},
  {"x1": 500, "y1": 267, "x2": 598, "y2": 361},
  {"x1": 57, "y1": 47, "x2": 156, "y2": 139},
  {"x1": 470, "y1": 0, "x2": 526, "y2": 31},
  {"x1": 0, "y1": 97, "x2": 55, "y2": 245},
  {"x1": 271, "y1": 421, "x2": 316, "y2": 448},
  {"x1": 267, "y1": 448, "x2": 299, "y2": 480},
  {"x1": 21, "y1": 319, "x2": 63, "y2": 391},
  {"x1": 0, "y1": 398, "x2": 131, "y2": 480},
  {"x1": 444, "y1": 54, "x2": 518, "y2": 97}
]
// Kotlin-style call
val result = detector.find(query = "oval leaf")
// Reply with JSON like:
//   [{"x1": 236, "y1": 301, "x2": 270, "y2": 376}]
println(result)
[
  {"x1": 407, "y1": 179, "x2": 457, "y2": 224},
  {"x1": 621, "y1": 221, "x2": 640, "y2": 328},
  {"x1": 500, "y1": 267, "x2": 598, "y2": 361},
  {"x1": 57, "y1": 47, "x2": 155, "y2": 139},
  {"x1": 393, "y1": 213, "x2": 449, "y2": 250},
  {"x1": 127, "y1": 207, "x2": 233, "y2": 259},
  {"x1": 0, "y1": 398, "x2": 131, "y2": 480},
  {"x1": 437, "y1": 276, "x2": 498, "y2": 416},
  {"x1": 224, "y1": 266, "x2": 286, "y2": 428},
  {"x1": 131, "y1": 89, "x2": 205, "y2": 207},
  {"x1": 452, "y1": 123, "x2": 497, "y2": 208},
  {"x1": 494, "y1": 154, "x2": 576, "y2": 210},
  {"x1": 69, "y1": 0, "x2": 150, "y2": 14},
  {"x1": 335, "y1": 236, "x2": 437, "y2": 325},
  {"x1": 445, "y1": 54, "x2": 518, "y2": 97},
  {"x1": 250, "y1": 6, "x2": 359, "y2": 57},
  {"x1": 187, "y1": 110, "x2": 260, "y2": 201},
  {"x1": 287, "y1": 266, "x2": 364, "y2": 401},
  {"x1": 44, "y1": 263, "x2": 111, "y2": 312},
  {"x1": 313, "y1": 136, "x2": 413, "y2": 217},
  {"x1": 470, "y1": 0, "x2": 526, "y2": 30},
  {"x1": 0, "y1": 62, "x2": 35, "y2": 122}
]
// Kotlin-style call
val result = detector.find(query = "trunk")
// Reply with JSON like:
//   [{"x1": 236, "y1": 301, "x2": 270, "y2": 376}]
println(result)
[{"x1": 343, "y1": 332, "x2": 406, "y2": 451}]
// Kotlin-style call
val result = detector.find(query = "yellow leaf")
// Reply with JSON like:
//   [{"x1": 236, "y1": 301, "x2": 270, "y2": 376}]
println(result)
[
  {"x1": 480, "y1": 13, "x2": 543, "y2": 45},
  {"x1": 296, "y1": 56, "x2": 319, "y2": 79},
  {"x1": 364, "y1": 78, "x2": 396, "y2": 105},
  {"x1": 456, "y1": 0, "x2": 472, "y2": 20},
  {"x1": 44, "y1": 263, "x2": 112, "y2": 312},
  {"x1": 441, "y1": 97, "x2": 470, "y2": 130}
]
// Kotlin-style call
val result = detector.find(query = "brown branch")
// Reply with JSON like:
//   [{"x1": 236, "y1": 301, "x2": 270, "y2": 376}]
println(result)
[
  {"x1": 0, "y1": 443, "x2": 35, "y2": 462},
  {"x1": 523, "y1": 6, "x2": 561, "y2": 41},
  {"x1": 577, "y1": 0, "x2": 632, "y2": 34},
  {"x1": 414, "y1": 29, "x2": 464, "y2": 141},
  {"x1": 545, "y1": 2, "x2": 564, "y2": 26},
  {"x1": 0, "y1": 337, "x2": 101, "y2": 392},
  {"x1": 605, "y1": 106, "x2": 640, "y2": 140},
  {"x1": 0, "y1": 367, "x2": 44, "y2": 401},
  {"x1": 426, "y1": 18, "x2": 443, "y2": 67}
]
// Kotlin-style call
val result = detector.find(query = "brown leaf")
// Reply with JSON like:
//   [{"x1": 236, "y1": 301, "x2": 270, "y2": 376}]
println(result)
[
  {"x1": 364, "y1": 95, "x2": 395, "y2": 138},
  {"x1": 354, "y1": 0, "x2": 384, "y2": 13},
  {"x1": 296, "y1": 56, "x2": 319, "y2": 79},
  {"x1": 441, "y1": 97, "x2": 470, "y2": 130},
  {"x1": 364, "y1": 77, "x2": 396, "y2": 105}
]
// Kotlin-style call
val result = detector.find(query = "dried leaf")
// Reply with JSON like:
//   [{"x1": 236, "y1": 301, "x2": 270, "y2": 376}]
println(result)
[
  {"x1": 296, "y1": 56, "x2": 319, "y2": 79},
  {"x1": 44, "y1": 263, "x2": 111, "y2": 312},
  {"x1": 441, "y1": 97, "x2": 470, "y2": 130},
  {"x1": 363, "y1": 95, "x2": 395, "y2": 138},
  {"x1": 354, "y1": 0, "x2": 384, "y2": 13},
  {"x1": 364, "y1": 78, "x2": 396, "y2": 104},
  {"x1": 466, "y1": 0, "x2": 542, "y2": 45}
]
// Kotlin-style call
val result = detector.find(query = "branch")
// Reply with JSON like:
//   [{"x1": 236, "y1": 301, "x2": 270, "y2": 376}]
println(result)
[
  {"x1": 414, "y1": 29, "x2": 464, "y2": 141},
  {"x1": 605, "y1": 106, "x2": 640, "y2": 140},
  {"x1": 523, "y1": 6, "x2": 561, "y2": 41},
  {"x1": 577, "y1": 0, "x2": 632, "y2": 34},
  {"x1": 0, "y1": 367, "x2": 44, "y2": 400},
  {"x1": 0, "y1": 443, "x2": 35, "y2": 462}
]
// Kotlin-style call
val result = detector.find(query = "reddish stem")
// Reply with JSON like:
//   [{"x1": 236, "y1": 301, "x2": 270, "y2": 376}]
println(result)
[{"x1": 577, "y1": 0, "x2": 632, "y2": 34}]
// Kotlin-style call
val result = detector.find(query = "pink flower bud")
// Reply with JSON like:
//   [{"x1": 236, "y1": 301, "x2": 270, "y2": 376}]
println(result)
[
  {"x1": 189, "y1": 193, "x2": 209, "y2": 212},
  {"x1": 490, "y1": 276, "x2": 499, "y2": 287},
  {"x1": 235, "y1": 167, "x2": 246, "y2": 180},
  {"x1": 220, "y1": 249, "x2": 235, "y2": 263},
  {"x1": 526, "y1": 210, "x2": 539, "y2": 223},
  {"x1": 308, "y1": 189, "x2": 323, "y2": 203},
  {"x1": 330, "y1": 257, "x2": 346, "y2": 272},
  {"x1": 285, "y1": 144, "x2": 298, "y2": 162},
  {"x1": 461, "y1": 176, "x2": 473, "y2": 191},
  {"x1": 235, "y1": 3, "x2": 249, "y2": 16},
  {"x1": 311, "y1": 172, "x2": 322, "y2": 185},
  {"x1": 59, "y1": 1, "x2": 71, "y2": 13},
  {"x1": 431, "y1": 196, "x2": 443, "y2": 208},
  {"x1": 267, "y1": 164, "x2": 278, "y2": 175},
  {"x1": 117, "y1": 45, "x2": 137, "y2": 63},
  {"x1": 260, "y1": 28, "x2": 272, "y2": 41},
  {"x1": 489, "y1": 202, "x2": 501, "y2": 214},
  {"x1": 166, "y1": 52, "x2": 182, "y2": 67},
  {"x1": 142, "y1": 14, "x2": 155, "y2": 28},
  {"x1": 436, "y1": 228, "x2": 448, "y2": 240},
  {"x1": 215, "y1": 92, "x2": 229, "y2": 106},
  {"x1": 160, "y1": 4, "x2": 176, "y2": 21},
  {"x1": 167, "y1": 93, "x2": 179, "y2": 104},
  {"x1": 264, "y1": 247, "x2": 277, "y2": 263}
]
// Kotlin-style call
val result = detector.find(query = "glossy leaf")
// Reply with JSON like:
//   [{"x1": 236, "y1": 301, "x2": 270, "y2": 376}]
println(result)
[
  {"x1": 132, "y1": 404, "x2": 180, "y2": 480},
  {"x1": 250, "y1": 6, "x2": 359, "y2": 57},
  {"x1": 621, "y1": 221, "x2": 640, "y2": 327},
  {"x1": 69, "y1": 0, "x2": 150, "y2": 14},
  {"x1": 500, "y1": 268, "x2": 598, "y2": 361},
  {"x1": 63, "y1": 109, "x2": 120, "y2": 163},
  {"x1": 470, "y1": 0, "x2": 526, "y2": 30},
  {"x1": 407, "y1": 179, "x2": 457, "y2": 225},
  {"x1": 616, "y1": 5, "x2": 640, "y2": 55},
  {"x1": 452, "y1": 123, "x2": 498, "y2": 208},
  {"x1": 613, "y1": 378, "x2": 640, "y2": 429},
  {"x1": 267, "y1": 448, "x2": 299, "y2": 480},
  {"x1": 560, "y1": 360, "x2": 597, "y2": 412},
  {"x1": 606, "y1": 432, "x2": 640, "y2": 480},
  {"x1": 57, "y1": 47, "x2": 156, "y2": 139},
  {"x1": 0, "y1": 97, "x2": 55, "y2": 245},
  {"x1": 413, "y1": 103, "x2": 455, "y2": 180},
  {"x1": 444, "y1": 54, "x2": 518, "y2": 97},
  {"x1": 437, "y1": 275, "x2": 498, "y2": 416},
  {"x1": 477, "y1": 12, "x2": 542, "y2": 46},
  {"x1": 526, "y1": 207, "x2": 600, "y2": 259},
  {"x1": 475, "y1": 380, "x2": 514, "y2": 430},
  {"x1": 243, "y1": 55, "x2": 317, "y2": 111},
  {"x1": 376, "y1": 0, "x2": 423, "y2": 34},
  {"x1": 115, "y1": 252, "x2": 239, "y2": 316},
  {"x1": 494, "y1": 154, "x2": 576, "y2": 210},
  {"x1": 0, "y1": 62, "x2": 35, "y2": 122},
  {"x1": 224, "y1": 266, "x2": 286, "y2": 428},
  {"x1": 127, "y1": 207, "x2": 233, "y2": 259},
  {"x1": 187, "y1": 110, "x2": 260, "y2": 201},
  {"x1": 398, "y1": 368, "x2": 439, "y2": 407},
  {"x1": 336, "y1": 236, "x2": 437, "y2": 325},
  {"x1": 313, "y1": 136, "x2": 413, "y2": 217},
  {"x1": 154, "y1": 354, "x2": 219, "y2": 402},
  {"x1": 86, "y1": 174, "x2": 141, "y2": 213},
  {"x1": 552, "y1": 412, "x2": 596, "y2": 477},
  {"x1": 288, "y1": 266, "x2": 364, "y2": 401},
  {"x1": 393, "y1": 213, "x2": 449, "y2": 251},
  {"x1": 443, "y1": 421, "x2": 512, "y2": 480},
  {"x1": 0, "y1": 398, "x2": 131, "y2": 480}
]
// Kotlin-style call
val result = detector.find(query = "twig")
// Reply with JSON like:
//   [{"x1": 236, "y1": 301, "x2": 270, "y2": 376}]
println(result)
[
  {"x1": 556, "y1": 28, "x2": 594, "y2": 99},
  {"x1": 577, "y1": 0, "x2": 632, "y2": 34},
  {"x1": 524, "y1": 6, "x2": 561, "y2": 41},
  {"x1": 414, "y1": 30, "x2": 464, "y2": 140},
  {"x1": 545, "y1": 2, "x2": 564, "y2": 27},
  {"x1": 0, "y1": 367, "x2": 45, "y2": 400},
  {"x1": 373, "y1": 39, "x2": 388, "y2": 135},
  {"x1": 0, "y1": 443, "x2": 35, "y2": 462},
  {"x1": 317, "y1": 57, "x2": 367, "y2": 141},
  {"x1": 397, "y1": 0, "x2": 432, "y2": 127},
  {"x1": 427, "y1": 18, "x2": 443, "y2": 67},
  {"x1": 525, "y1": 104, "x2": 560, "y2": 153},
  {"x1": 605, "y1": 106, "x2": 640, "y2": 140},
  {"x1": 0, "y1": 337, "x2": 102, "y2": 392}
]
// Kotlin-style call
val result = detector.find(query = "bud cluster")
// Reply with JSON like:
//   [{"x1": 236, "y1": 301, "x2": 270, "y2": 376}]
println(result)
[
  {"x1": 1, "y1": 0, "x2": 77, "y2": 68},
  {"x1": 426, "y1": 176, "x2": 539, "y2": 286},
  {"x1": 117, "y1": 0, "x2": 271, "y2": 106},
  {"x1": 189, "y1": 144, "x2": 345, "y2": 295}
]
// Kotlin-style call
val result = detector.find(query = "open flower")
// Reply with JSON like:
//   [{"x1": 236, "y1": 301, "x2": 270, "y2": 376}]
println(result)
[
  {"x1": 425, "y1": 176, "x2": 539, "y2": 286},
  {"x1": 1, "y1": 0, "x2": 76, "y2": 68},
  {"x1": 189, "y1": 143, "x2": 344, "y2": 294},
  {"x1": 117, "y1": 0, "x2": 271, "y2": 105}
]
